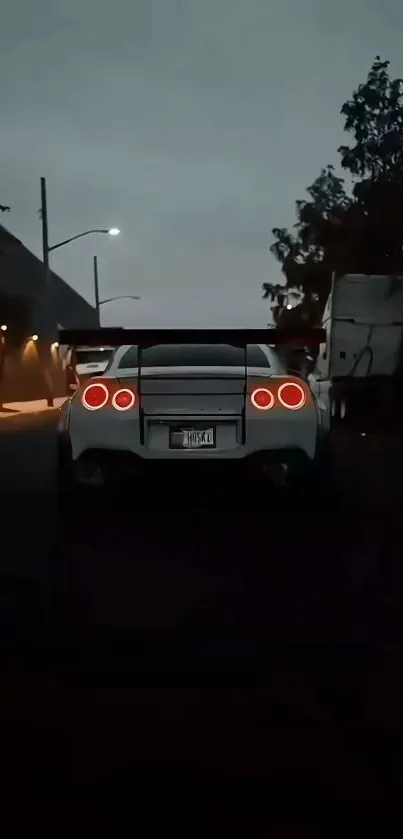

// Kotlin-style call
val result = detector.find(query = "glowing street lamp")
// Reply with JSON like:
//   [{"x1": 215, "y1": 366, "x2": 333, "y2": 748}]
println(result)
[
  {"x1": 92, "y1": 254, "x2": 139, "y2": 323},
  {"x1": 39, "y1": 175, "x2": 121, "y2": 405},
  {"x1": 47, "y1": 226, "x2": 120, "y2": 253}
]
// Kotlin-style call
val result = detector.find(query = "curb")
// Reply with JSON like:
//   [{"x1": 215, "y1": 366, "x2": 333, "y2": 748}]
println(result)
[{"x1": 0, "y1": 404, "x2": 64, "y2": 420}]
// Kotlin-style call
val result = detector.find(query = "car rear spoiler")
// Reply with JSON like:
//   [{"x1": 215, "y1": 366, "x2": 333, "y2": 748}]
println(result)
[
  {"x1": 60, "y1": 328, "x2": 325, "y2": 446},
  {"x1": 59, "y1": 327, "x2": 325, "y2": 349}
]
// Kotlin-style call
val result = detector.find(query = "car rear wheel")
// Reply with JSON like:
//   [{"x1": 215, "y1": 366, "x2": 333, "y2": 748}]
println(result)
[
  {"x1": 57, "y1": 436, "x2": 75, "y2": 494},
  {"x1": 57, "y1": 439, "x2": 106, "y2": 511},
  {"x1": 102, "y1": 462, "x2": 140, "y2": 495},
  {"x1": 310, "y1": 433, "x2": 333, "y2": 489},
  {"x1": 57, "y1": 437, "x2": 80, "y2": 519},
  {"x1": 57, "y1": 440, "x2": 134, "y2": 502},
  {"x1": 286, "y1": 434, "x2": 335, "y2": 500}
]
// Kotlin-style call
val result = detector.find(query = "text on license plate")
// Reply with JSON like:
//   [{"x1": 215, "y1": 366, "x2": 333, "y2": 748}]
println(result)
[{"x1": 170, "y1": 427, "x2": 215, "y2": 449}]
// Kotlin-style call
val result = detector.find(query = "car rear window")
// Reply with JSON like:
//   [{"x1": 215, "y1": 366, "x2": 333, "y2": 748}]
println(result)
[{"x1": 118, "y1": 344, "x2": 271, "y2": 369}]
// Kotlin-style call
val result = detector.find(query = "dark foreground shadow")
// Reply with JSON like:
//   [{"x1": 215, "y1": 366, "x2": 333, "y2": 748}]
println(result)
[{"x1": 0, "y1": 422, "x2": 402, "y2": 829}]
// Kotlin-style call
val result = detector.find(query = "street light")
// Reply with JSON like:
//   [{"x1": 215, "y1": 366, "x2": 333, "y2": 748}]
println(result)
[
  {"x1": 48, "y1": 227, "x2": 120, "y2": 253},
  {"x1": 0, "y1": 325, "x2": 6, "y2": 409},
  {"x1": 40, "y1": 176, "x2": 120, "y2": 268},
  {"x1": 99, "y1": 295, "x2": 141, "y2": 305},
  {"x1": 40, "y1": 176, "x2": 120, "y2": 405},
  {"x1": 93, "y1": 255, "x2": 140, "y2": 324},
  {"x1": 98, "y1": 295, "x2": 142, "y2": 324}
]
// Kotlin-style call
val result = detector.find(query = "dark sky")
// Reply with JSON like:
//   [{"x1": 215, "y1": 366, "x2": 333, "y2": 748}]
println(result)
[{"x1": 1, "y1": 0, "x2": 402, "y2": 326}]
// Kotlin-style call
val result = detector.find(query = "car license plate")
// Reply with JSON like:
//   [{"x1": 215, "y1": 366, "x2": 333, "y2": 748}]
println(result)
[{"x1": 170, "y1": 427, "x2": 216, "y2": 449}]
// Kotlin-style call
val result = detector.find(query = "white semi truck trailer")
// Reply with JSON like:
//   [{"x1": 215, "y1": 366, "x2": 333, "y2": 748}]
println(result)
[{"x1": 310, "y1": 273, "x2": 403, "y2": 425}]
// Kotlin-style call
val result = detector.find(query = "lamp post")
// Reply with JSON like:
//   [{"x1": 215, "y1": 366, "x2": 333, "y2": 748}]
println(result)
[
  {"x1": 39, "y1": 176, "x2": 120, "y2": 404},
  {"x1": 0, "y1": 324, "x2": 7, "y2": 409},
  {"x1": 93, "y1": 254, "x2": 140, "y2": 324}
]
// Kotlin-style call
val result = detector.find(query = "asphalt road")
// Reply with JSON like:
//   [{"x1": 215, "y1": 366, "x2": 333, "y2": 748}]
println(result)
[{"x1": 0, "y1": 411, "x2": 402, "y2": 825}]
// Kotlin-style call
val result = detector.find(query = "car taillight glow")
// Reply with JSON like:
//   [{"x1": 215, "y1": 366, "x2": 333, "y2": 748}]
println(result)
[
  {"x1": 278, "y1": 382, "x2": 306, "y2": 410},
  {"x1": 112, "y1": 388, "x2": 136, "y2": 411},
  {"x1": 82, "y1": 382, "x2": 109, "y2": 410},
  {"x1": 250, "y1": 387, "x2": 275, "y2": 410}
]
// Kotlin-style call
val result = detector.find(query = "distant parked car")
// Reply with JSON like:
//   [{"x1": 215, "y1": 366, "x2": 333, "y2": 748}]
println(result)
[{"x1": 62, "y1": 345, "x2": 114, "y2": 394}]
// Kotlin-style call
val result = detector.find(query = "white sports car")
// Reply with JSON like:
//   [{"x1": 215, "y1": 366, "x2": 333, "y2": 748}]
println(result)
[{"x1": 57, "y1": 328, "x2": 329, "y2": 492}]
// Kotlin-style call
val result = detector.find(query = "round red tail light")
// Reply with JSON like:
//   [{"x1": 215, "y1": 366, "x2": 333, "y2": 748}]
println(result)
[
  {"x1": 112, "y1": 388, "x2": 136, "y2": 411},
  {"x1": 82, "y1": 382, "x2": 109, "y2": 410},
  {"x1": 250, "y1": 387, "x2": 274, "y2": 410},
  {"x1": 278, "y1": 382, "x2": 305, "y2": 410}
]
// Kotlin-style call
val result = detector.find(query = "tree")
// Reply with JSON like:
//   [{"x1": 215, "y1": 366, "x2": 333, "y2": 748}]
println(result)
[
  {"x1": 264, "y1": 165, "x2": 350, "y2": 325},
  {"x1": 338, "y1": 56, "x2": 403, "y2": 274},
  {"x1": 265, "y1": 56, "x2": 403, "y2": 326}
]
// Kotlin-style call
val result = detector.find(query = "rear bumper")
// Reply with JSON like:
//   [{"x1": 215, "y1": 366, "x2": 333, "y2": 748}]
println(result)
[
  {"x1": 67, "y1": 407, "x2": 318, "y2": 463},
  {"x1": 59, "y1": 435, "x2": 314, "y2": 477}
]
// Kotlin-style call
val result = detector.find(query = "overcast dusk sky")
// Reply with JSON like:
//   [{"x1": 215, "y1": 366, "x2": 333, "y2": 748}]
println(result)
[{"x1": 1, "y1": 0, "x2": 402, "y2": 326}]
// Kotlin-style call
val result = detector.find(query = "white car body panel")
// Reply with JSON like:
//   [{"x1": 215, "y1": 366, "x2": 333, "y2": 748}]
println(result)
[{"x1": 58, "y1": 344, "x2": 326, "y2": 467}]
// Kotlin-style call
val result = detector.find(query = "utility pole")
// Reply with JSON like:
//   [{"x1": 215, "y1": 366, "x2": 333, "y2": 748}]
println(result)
[
  {"x1": 41, "y1": 177, "x2": 50, "y2": 286},
  {"x1": 0, "y1": 328, "x2": 6, "y2": 410},
  {"x1": 93, "y1": 255, "x2": 100, "y2": 325},
  {"x1": 40, "y1": 176, "x2": 54, "y2": 407}
]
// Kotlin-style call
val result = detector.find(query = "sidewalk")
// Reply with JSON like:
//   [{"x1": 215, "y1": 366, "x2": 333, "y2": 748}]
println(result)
[{"x1": 0, "y1": 397, "x2": 67, "y2": 418}]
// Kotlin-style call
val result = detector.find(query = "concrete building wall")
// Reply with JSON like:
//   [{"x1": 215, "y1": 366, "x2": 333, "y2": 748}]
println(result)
[
  {"x1": 0, "y1": 225, "x2": 99, "y2": 403},
  {"x1": 0, "y1": 224, "x2": 99, "y2": 334},
  {"x1": 0, "y1": 340, "x2": 67, "y2": 403}
]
